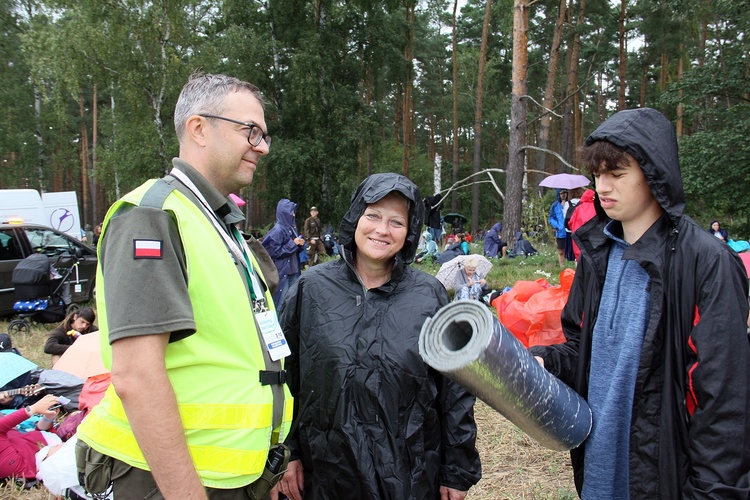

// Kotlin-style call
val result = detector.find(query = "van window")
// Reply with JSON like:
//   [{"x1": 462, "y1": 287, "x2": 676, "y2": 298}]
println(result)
[
  {"x1": 23, "y1": 227, "x2": 74, "y2": 256},
  {"x1": 0, "y1": 230, "x2": 23, "y2": 261}
]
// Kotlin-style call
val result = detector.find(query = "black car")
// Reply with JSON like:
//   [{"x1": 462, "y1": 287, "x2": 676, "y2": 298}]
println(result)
[{"x1": 0, "y1": 222, "x2": 97, "y2": 316}]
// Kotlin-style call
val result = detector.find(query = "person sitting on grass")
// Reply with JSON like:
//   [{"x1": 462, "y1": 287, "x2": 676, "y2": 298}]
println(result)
[
  {"x1": 415, "y1": 231, "x2": 440, "y2": 263},
  {"x1": 0, "y1": 394, "x2": 64, "y2": 484},
  {"x1": 43, "y1": 307, "x2": 97, "y2": 364},
  {"x1": 453, "y1": 258, "x2": 488, "y2": 301},
  {"x1": 484, "y1": 222, "x2": 508, "y2": 258}
]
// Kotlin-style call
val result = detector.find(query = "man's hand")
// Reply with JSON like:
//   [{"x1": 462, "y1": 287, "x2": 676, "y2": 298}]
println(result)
[
  {"x1": 272, "y1": 459, "x2": 304, "y2": 500},
  {"x1": 534, "y1": 356, "x2": 545, "y2": 368},
  {"x1": 440, "y1": 485, "x2": 467, "y2": 500},
  {"x1": 112, "y1": 334, "x2": 208, "y2": 499}
]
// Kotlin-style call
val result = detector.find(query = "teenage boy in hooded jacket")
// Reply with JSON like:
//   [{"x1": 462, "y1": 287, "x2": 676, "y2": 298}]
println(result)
[{"x1": 530, "y1": 108, "x2": 750, "y2": 499}]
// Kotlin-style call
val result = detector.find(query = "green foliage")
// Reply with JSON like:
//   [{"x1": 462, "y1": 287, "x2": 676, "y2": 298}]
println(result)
[
  {"x1": 0, "y1": 0, "x2": 744, "y2": 237},
  {"x1": 679, "y1": 105, "x2": 750, "y2": 236}
]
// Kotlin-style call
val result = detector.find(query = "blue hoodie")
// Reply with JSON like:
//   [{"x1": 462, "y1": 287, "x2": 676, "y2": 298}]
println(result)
[{"x1": 548, "y1": 190, "x2": 568, "y2": 239}]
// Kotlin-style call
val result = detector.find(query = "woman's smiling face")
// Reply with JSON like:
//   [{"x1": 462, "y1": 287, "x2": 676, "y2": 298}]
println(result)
[{"x1": 354, "y1": 193, "x2": 410, "y2": 266}]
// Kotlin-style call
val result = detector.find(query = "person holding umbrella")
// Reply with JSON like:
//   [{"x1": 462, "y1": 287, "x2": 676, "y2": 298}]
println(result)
[{"x1": 549, "y1": 189, "x2": 570, "y2": 267}]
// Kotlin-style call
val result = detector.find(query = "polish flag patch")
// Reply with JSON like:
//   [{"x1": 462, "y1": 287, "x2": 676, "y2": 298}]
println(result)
[{"x1": 133, "y1": 239, "x2": 163, "y2": 259}]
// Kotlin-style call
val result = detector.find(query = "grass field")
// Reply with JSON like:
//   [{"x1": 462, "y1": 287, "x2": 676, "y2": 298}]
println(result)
[{"x1": 1, "y1": 240, "x2": 578, "y2": 499}]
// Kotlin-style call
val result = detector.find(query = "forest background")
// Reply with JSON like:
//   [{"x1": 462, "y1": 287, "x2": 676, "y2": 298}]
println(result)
[{"x1": 0, "y1": 0, "x2": 748, "y2": 242}]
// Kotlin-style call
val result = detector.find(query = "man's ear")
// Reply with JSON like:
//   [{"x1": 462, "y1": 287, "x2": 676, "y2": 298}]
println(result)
[{"x1": 185, "y1": 115, "x2": 208, "y2": 147}]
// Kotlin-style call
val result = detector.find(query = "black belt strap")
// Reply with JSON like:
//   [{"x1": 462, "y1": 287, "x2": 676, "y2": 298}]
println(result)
[{"x1": 259, "y1": 370, "x2": 286, "y2": 386}]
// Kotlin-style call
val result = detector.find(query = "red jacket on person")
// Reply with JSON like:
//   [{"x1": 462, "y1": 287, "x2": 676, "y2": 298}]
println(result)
[
  {"x1": 0, "y1": 409, "x2": 48, "y2": 480},
  {"x1": 567, "y1": 189, "x2": 596, "y2": 260}
]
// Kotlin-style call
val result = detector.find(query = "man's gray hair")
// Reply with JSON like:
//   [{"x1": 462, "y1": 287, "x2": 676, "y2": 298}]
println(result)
[{"x1": 174, "y1": 72, "x2": 265, "y2": 142}]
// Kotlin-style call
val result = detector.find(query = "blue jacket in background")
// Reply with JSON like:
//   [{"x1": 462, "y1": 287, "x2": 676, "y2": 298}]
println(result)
[
  {"x1": 262, "y1": 198, "x2": 302, "y2": 305},
  {"x1": 548, "y1": 190, "x2": 567, "y2": 239}
]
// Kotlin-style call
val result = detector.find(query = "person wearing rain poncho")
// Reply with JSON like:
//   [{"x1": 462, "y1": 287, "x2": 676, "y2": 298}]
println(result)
[
  {"x1": 415, "y1": 230, "x2": 440, "y2": 263},
  {"x1": 277, "y1": 173, "x2": 482, "y2": 500}
]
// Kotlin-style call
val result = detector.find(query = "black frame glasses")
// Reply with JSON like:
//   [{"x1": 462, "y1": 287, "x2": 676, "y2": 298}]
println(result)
[{"x1": 199, "y1": 114, "x2": 272, "y2": 148}]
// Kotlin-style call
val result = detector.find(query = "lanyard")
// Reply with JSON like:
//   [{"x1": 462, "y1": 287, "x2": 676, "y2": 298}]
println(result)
[{"x1": 169, "y1": 168, "x2": 266, "y2": 307}]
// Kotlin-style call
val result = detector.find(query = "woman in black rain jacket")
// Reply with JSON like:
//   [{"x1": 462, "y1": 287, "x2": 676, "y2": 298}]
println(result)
[{"x1": 278, "y1": 173, "x2": 481, "y2": 500}]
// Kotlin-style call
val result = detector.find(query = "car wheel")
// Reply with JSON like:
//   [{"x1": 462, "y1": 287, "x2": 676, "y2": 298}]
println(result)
[{"x1": 8, "y1": 319, "x2": 30, "y2": 335}]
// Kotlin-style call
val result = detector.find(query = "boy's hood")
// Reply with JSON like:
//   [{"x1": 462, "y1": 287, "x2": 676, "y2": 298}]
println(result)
[{"x1": 585, "y1": 107, "x2": 685, "y2": 221}]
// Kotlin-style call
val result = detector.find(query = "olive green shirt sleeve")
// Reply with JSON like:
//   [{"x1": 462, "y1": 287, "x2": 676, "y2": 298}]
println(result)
[{"x1": 99, "y1": 205, "x2": 195, "y2": 344}]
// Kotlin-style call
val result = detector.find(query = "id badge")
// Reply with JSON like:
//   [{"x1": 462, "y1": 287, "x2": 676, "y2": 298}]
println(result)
[{"x1": 256, "y1": 311, "x2": 291, "y2": 361}]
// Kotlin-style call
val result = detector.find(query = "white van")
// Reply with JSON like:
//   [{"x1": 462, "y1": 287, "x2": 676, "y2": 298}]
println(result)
[
  {"x1": 0, "y1": 189, "x2": 47, "y2": 225},
  {"x1": 0, "y1": 189, "x2": 82, "y2": 240}
]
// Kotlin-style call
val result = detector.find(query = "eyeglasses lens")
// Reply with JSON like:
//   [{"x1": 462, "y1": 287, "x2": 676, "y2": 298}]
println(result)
[{"x1": 248, "y1": 127, "x2": 272, "y2": 148}]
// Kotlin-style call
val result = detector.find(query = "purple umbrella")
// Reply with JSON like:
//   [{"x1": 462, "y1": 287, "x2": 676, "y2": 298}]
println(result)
[{"x1": 539, "y1": 173, "x2": 590, "y2": 190}]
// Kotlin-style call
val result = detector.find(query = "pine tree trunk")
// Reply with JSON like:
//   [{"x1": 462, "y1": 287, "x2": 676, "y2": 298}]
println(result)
[
  {"x1": 506, "y1": 0, "x2": 529, "y2": 245},
  {"x1": 471, "y1": 0, "x2": 493, "y2": 235},
  {"x1": 537, "y1": 0, "x2": 566, "y2": 181},
  {"x1": 451, "y1": 0, "x2": 460, "y2": 211},
  {"x1": 560, "y1": 0, "x2": 585, "y2": 165},
  {"x1": 79, "y1": 96, "x2": 90, "y2": 227},
  {"x1": 677, "y1": 45, "x2": 684, "y2": 137},
  {"x1": 402, "y1": 0, "x2": 415, "y2": 176},
  {"x1": 91, "y1": 83, "x2": 99, "y2": 225},
  {"x1": 618, "y1": 0, "x2": 627, "y2": 110}
]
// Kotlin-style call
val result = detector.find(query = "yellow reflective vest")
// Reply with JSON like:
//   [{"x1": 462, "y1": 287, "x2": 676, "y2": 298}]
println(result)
[{"x1": 78, "y1": 180, "x2": 293, "y2": 489}]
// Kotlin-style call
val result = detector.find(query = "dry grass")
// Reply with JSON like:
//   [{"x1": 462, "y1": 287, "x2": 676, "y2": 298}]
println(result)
[
  {"x1": 1, "y1": 244, "x2": 579, "y2": 499},
  {"x1": 472, "y1": 403, "x2": 576, "y2": 499}
]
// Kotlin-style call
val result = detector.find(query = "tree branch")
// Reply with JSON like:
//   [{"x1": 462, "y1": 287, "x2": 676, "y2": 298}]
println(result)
[
  {"x1": 519, "y1": 145, "x2": 581, "y2": 172},
  {"x1": 522, "y1": 95, "x2": 563, "y2": 118}
]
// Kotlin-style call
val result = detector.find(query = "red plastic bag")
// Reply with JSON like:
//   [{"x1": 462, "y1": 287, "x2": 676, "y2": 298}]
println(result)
[{"x1": 492, "y1": 269, "x2": 575, "y2": 348}]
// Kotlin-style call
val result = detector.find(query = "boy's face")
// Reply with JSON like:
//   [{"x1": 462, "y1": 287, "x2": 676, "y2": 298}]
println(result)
[{"x1": 594, "y1": 153, "x2": 661, "y2": 227}]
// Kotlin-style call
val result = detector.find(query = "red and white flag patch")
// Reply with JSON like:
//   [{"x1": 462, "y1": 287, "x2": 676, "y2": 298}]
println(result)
[{"x1": 133, "y1": 239, "x2": 163, "y2": 259}]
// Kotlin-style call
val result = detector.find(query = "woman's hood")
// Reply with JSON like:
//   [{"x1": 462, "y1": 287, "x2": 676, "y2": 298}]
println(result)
[
  {"x1": 339, "y1": 173, "x2": 424, "y2": 264},
  {"x1": 275, "y1": 198, "x2": 297, "y2": 227},
  {"x1": 585, "y1": 107, "x2": 685, "y2": 221}
]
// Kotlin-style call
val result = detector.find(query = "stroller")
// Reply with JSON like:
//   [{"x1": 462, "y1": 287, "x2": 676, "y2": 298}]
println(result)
[{"x1": 7, "y1": 249, "x2": 82, "y2": 334}]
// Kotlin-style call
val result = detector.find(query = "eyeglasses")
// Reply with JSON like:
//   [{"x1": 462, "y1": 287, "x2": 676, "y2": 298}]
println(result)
[{"x1": 199, "y1": 114, "x2": 272, "y2": 148}]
